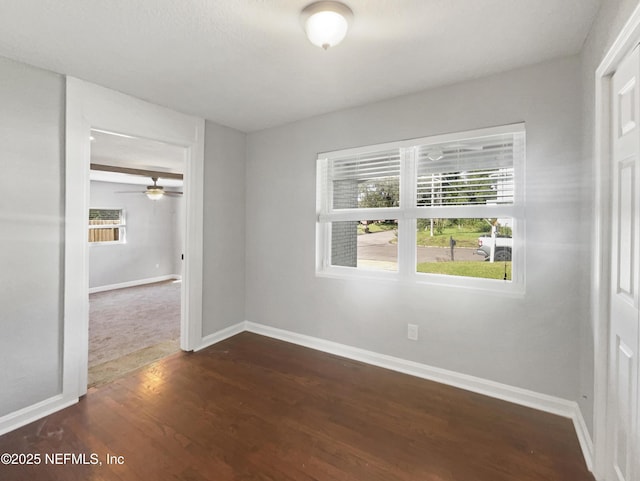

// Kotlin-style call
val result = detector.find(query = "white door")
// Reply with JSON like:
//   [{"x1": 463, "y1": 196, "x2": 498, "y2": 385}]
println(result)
[{"x1": 609, "y1": 45, "x2": 640, "y2": 481}]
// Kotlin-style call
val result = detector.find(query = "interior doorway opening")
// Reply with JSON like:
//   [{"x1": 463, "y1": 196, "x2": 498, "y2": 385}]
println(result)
[{"x1": 87, "y1": 129, "x2": 186, "y2": 388}]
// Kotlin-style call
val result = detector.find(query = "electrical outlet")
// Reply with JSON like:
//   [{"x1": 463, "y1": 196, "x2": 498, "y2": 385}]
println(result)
[{"x1": 407, "y1": 324, "x2": 419, "y2": 341}]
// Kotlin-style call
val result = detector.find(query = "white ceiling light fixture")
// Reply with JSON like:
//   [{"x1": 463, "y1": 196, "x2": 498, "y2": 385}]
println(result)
[
  {"x1": 301, "y1": 1, "x2": 353, "y2": 50},
  {"x1": 426, "y1": 149, "x2": 444, "y2": 162}
]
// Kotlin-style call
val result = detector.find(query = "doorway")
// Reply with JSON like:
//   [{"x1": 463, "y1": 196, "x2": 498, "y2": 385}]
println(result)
[
  {"x1": 87, "y1": 130, "x2": 186, "y2": 387},
  {"x1": 64, "y1": 78, "x2": 204, "y2": 402}
]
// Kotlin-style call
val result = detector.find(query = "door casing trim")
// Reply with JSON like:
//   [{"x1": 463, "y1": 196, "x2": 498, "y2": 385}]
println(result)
[{"x1": 64, "y1": 78, "x2": 205, "y2": 399}]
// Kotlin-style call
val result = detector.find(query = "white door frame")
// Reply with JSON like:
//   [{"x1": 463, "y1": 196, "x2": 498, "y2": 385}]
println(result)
[
  {"x1": 593, "y1": 4, "x2": 640, "y2": 479},
  {"x1": 64, "y1": 78, "x2": 204, "y2": 400}
]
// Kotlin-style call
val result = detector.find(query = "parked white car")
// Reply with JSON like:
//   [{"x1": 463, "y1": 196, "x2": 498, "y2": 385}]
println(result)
[{"x1": 476, "y1": 235, "x2": 512, "y2": 261}]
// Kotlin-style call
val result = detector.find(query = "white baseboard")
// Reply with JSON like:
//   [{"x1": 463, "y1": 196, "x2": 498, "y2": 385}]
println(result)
[
  {"x1": 2, "y1": 319, "x2": 595, "y2": 475},
  {"x1": 242, "y1": 321, "x2": 595, "y2": 472},
  {"x1": 244, "y1": 321, "x2": 575, "y2": 415},
  {"x1": 571, "y1": 404, "x2": 595, "y2": 472},
  {"x1": 196, "y1": 322, "x2": 246, "y2": 352},
  {"x1": 89, "y1": 275, "x2": 181, "y2": 293},
  {"x1": 0, "y1": 394, "x2": 78, "y2": 437}
]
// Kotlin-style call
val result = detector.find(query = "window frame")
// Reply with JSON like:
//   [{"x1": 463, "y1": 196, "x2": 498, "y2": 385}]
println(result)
[
  {"x1": 316, "y1": 123, "x2": 525, "y2": 294},
  {"x1": 88, "y1": 208, "x2": 127, "y2": 246}
]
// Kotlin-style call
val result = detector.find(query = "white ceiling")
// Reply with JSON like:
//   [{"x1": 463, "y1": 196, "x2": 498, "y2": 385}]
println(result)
[{"x1": 0, "y1": 0, "x2": 601, "y2": 132}]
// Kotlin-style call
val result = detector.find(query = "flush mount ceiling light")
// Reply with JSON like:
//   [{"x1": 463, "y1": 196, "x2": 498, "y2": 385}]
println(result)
[
  {"x1": 301, "y1": 1, "x2": 353, "y2": 50},
  {"x1": 426, "y1": 149, "x2": 444, "y2": 162}
]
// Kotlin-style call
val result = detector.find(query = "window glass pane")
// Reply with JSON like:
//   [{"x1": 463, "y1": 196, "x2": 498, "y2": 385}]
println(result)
[
  {"x1": 416, "y1": 218, "x2": 512, "y2": 280},
  {"x1": 331, "y1": 220, "x2": 398, "y2": 271},
  {"x1": 89, "y1": 209, "x2": 124, "y2": 243},
  {"x1": 88, "y1": 227, "x2": 121, "y2": 243},
  {"x1": 330, "y1": 149, "x2": 400, "y2": 209},
  {"x1": 416, "y1": 168, "x2": 513, "y2": 206},
  {"x1": 89, "y1": 208, "x2": 122, "y2": 222}
]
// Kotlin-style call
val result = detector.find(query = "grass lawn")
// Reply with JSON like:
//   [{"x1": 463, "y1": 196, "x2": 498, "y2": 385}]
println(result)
[
  {"x1": 417, "y1": 226, "x2": 486, "y2": 248},
  {"x1": 417, "y1": 261, "x2": 512, "y2": 280}
]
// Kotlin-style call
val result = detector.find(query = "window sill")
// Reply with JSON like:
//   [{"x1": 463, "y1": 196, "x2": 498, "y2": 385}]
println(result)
[{"x1": 316, "y1": 267, "x2": 525, "y2": 298}]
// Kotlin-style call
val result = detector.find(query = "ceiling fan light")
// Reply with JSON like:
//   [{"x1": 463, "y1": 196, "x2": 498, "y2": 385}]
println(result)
[
  {"x1": 302, "y1": 1, "x2": 353, "y2": 50},
  {"x1": 146, "y1": 188, "x2": 164, "y2": 200}
]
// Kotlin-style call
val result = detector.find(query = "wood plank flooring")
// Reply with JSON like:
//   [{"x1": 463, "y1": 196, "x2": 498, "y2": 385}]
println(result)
[{"x1": 0, "y1": 332, "x2": 594, "y2": 481}]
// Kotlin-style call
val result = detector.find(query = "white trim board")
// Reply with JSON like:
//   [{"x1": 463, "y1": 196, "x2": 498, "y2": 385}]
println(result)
[
  {"x1": 0, "y1": 319, "x2": 594, "y2": 472},
  {"x1": 196, "y1": 323, "x2": 247, "y2": 352},
  {"x1": 0, "y1": 395, "x2": 77, "y2": 437},
  {"x1": 88, "y1": 275, "x2": 181, "y2": 294},
  {"x1": 245, "y1": 322, "x2": 574, "y2": 414},
  {"x1": 201, "y1": 321, "x2": 594, "y2": 472},
  {"x1": 572, "y1": 404, "x2": 595, "y2": 473},
  {"x1": 65, "y1": 77, "x2": 205, "y2": 405}
]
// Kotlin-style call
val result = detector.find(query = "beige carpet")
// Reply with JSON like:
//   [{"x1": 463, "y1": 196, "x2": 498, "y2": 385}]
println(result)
[{"x1": 88, "y1": 280, "x2": 181, "y2": 387}]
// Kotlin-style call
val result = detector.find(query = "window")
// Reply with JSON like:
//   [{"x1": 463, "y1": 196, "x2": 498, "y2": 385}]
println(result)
[
  {"x1": 88, "y1": 208, "x2": 126, "y2": 244},
  {"x1": 316, "y1": 124, "x2": 525, "y2": 291}
]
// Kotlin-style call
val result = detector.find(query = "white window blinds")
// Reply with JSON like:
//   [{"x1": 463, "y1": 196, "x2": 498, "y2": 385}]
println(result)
[
  {"x1": 316, "y1": 123, "x2": 525, "y2": 289},
  {"x1": 330, "y1": 149, "x2": 401, "y2": 181},
  {"x1": 328, "y1": 149, "x2": 401, "y2": 209},
  {"x1": 416, "y1": 131, "x2": 523, "y2": 207}
]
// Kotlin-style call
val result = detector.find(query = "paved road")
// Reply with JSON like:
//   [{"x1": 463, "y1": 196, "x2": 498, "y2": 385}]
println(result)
[{"x1": 357, "y1": 230, "x2": 483, "y2": 263}]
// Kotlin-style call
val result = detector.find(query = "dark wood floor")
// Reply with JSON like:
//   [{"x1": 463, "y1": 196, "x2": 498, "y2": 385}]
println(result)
[{"x1": 0, "y1": 332, "x2": 594, "y2": 481}]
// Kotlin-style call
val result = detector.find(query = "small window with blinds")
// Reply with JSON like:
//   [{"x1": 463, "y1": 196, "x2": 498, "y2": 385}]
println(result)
[
  {"x1": 316, "y1": 124, "x2": 525, "y2": 292},
  {"x1": 88, "y1": 208, "x2": 126, "y2": 244}
]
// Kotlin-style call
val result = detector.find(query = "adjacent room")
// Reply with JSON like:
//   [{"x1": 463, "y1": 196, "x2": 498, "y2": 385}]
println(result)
[
  {"x1": 0, "y1": 1, "x2": 639, "y2": 481},
  {"x1": 87, "y1": 131, "x2": 185, "y2": 387}
]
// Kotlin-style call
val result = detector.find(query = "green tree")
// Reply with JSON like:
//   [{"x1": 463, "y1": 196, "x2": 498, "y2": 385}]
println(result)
[{"x1": 358, "y1": 178, "x2": 399, "y2": 208}]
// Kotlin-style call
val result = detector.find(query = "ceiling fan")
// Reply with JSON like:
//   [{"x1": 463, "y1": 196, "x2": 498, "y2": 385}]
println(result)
[{"x1": 117, "y1": 177, "x2": 183, "y2": 200}]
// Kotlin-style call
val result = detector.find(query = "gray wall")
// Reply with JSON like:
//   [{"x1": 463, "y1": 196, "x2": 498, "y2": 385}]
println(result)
[
  {"x1": 0, "y1": 54, "x2": 247, "y2": 417},
  {"x1": 202, "y1": 121, "x2": 246, "y2": 337},
  {"x1": 89, "y1": 180, "x2": 183, "y2": 289},
  {"x1": 0, "y1": 57, "x2": 64, "y2": 416},
  {"x1": 5, "y1": 0, "x2": 639, "y2": 437},
  {"x1": 246, "y1": 56, "x2": 585, "y2": 402},
  {"x1": 578, "y1": 0, "x2": 640, "y2": 438}
]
